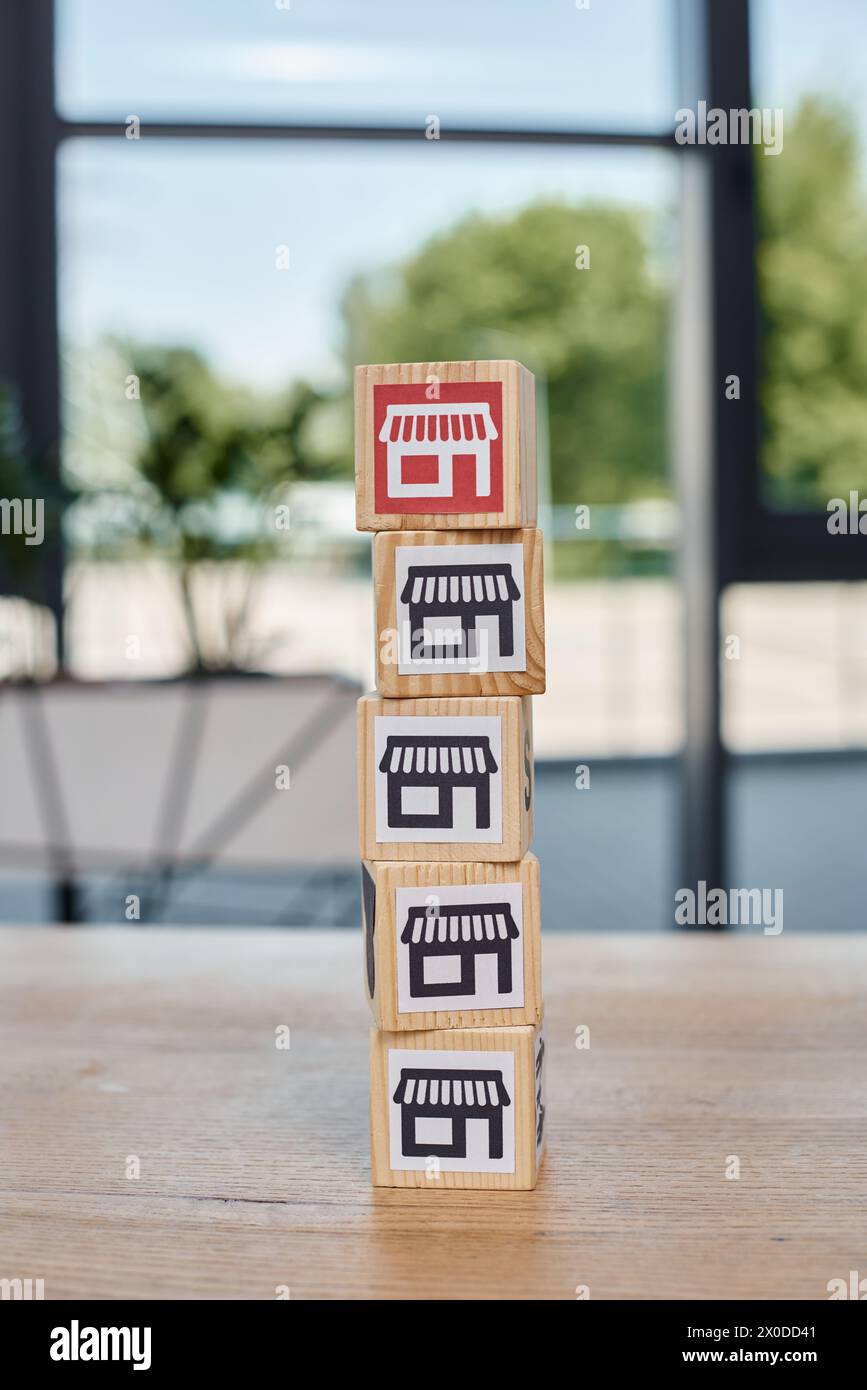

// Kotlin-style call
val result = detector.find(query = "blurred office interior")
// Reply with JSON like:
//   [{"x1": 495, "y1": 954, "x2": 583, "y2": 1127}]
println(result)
[{"x1": 0, "y1": 0, "x2": 865, "y2": 929}]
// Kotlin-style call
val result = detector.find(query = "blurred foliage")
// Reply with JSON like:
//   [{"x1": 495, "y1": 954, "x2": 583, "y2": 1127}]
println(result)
[
  {"x1": 757, "y1": 97, "x2": 867, "y2": 505},
  {"x1": 67, "y1": 339, "x2": 339, "y2": 562},
  {"x1": 64, "y1": 339, "x2": 341, "y2": 669},
  {"x1": 341, "y1": 199, "x2": 669, "y2": 508},
  {"x1": 52, "y1": 89, "x2": 867, "y2": 654},
  {"x1": 551, "y1": 539, "x2": 671, "y2": 580}
]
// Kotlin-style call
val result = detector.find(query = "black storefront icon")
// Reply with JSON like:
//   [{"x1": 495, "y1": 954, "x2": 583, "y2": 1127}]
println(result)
[
  {"x1": 401, "y1": 562, "x2": 521, "y2": 664},
  {"x1": 380, "y1": 734, "x2": 498, "y2": 831},
  {"x1": 393, "y1": 1068, "x2": 511, "y2": 1159},
  {"x1": 401, "y1": 901, "x2": 519, "y2": 999}
]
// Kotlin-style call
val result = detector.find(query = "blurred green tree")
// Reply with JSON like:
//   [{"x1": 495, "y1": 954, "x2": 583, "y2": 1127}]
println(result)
[
  {"x1": 64, "y1": 339, "x2": 338, "y2": 669},
  {"x1": 341, "y1": 199, "x2": 669, "y2": 509},
  {"x1": 58, "y1": 91, "x2": 867, "y2": 654},
  {"x1": 757, "y1": 97, "x2": 867, "y2": 505}
]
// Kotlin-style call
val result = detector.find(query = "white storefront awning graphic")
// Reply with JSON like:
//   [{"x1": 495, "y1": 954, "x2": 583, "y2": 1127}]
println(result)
[{"x1": 379, "y1": 403, "x2": 499, "y2": 445}]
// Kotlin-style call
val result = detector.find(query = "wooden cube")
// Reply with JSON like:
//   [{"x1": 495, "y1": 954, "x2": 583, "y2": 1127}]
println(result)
[
  {"x1": 370, "y1": 1022, "x2": 546, "y2": 1189},
  {"x1": 373, "y1": 527, "x2": 545, "y2": 697},
  {"x1": 357, "y1": 694, "x2": 534, "y2": 863},
  {"x1": 355, "y1": 360, "x2": 537, "y2": 531},
  {"x1": 361, "y1": 854, "x2": 541, "y2": 1031}
]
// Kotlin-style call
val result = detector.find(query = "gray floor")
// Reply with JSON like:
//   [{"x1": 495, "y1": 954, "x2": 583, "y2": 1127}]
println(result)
[
  {"x1": 729, "y1": 753, "x2": 866, "y2": 933},
  {"x1": 2, "y1": 754, "x2": 864, "y2": 931},
  {"x1": 536, "y1": 752, "x2": 866, "y2": 931}
]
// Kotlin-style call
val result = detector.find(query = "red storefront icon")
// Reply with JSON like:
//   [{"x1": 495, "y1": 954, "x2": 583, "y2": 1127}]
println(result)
[{"x1": 373, "y1": 381, "x2": 504, "y2": 515}]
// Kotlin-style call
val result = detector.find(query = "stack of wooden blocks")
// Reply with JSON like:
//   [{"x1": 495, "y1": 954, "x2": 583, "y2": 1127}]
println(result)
[{"x1": 355, "y1": 360, "x2": 546, "y2": 1190}]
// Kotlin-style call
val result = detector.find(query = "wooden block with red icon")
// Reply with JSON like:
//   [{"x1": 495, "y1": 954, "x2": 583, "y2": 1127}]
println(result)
[
  {"x1": 357, "y1": 694, "x2": 534, "y2": 863},
  {"x1": 354, "y1": 360, "x2": 536, "y2": 531},
  {"x1": 373, "y1": 527, "x2": 545, "y2": 697}
]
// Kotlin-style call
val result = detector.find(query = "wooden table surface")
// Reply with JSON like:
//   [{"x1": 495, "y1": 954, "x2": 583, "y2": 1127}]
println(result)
[{"x1": 2, "y1": 927, "x2": 865, "y2": 1301}]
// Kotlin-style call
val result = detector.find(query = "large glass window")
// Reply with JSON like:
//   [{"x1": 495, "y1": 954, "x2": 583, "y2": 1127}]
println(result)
[
  {"x1": 50, "y1": 4, "x2": 685, "y2": 929},
  {"x1": 720, "y1": 1, "x2": 867, "y2": 929},
  {"x1": 752, "y1": 0, "x2": 867, "y2": 512},
  {"x1": 59, "y1": 138, "x2": 682, "y2": 760},
  {"x1": 719, "y1": 1, "x2": 867, "y2": 754}
]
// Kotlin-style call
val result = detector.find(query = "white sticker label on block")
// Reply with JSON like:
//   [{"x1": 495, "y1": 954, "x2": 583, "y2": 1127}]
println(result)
[
  {"x1": 387, "y1": 1047, "x2": 516, "y2": 1174},
  {"x1": 374, "y1": 715, "x2": 502, "y2": 844},
  {"x1": 395, "y1": 881, "x2": 525, "y2": 1014},
  {"x1": 394, "y1": 543, "x2": 526, "y2": 676}
]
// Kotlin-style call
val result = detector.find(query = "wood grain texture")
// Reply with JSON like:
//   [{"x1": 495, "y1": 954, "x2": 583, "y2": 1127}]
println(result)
[
  {"x1": 373, "y1": 528, "x2": 546, "y2": 697},
  {"x1": 357, "y1": 693, "x2": 533, "y2": 863},
  {"x1": 370, "y1": 1023, "x2": 542, "y2": 1190},
  {"x1": 362, "y1": 854, "x2": 542, "y2": 1031},
  {"x1": 3, "y1": 928, "x2": 867, "y2": 1300},
  {"x1": 355, "y1": 360, "x2": 536, "y2": 531}
]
